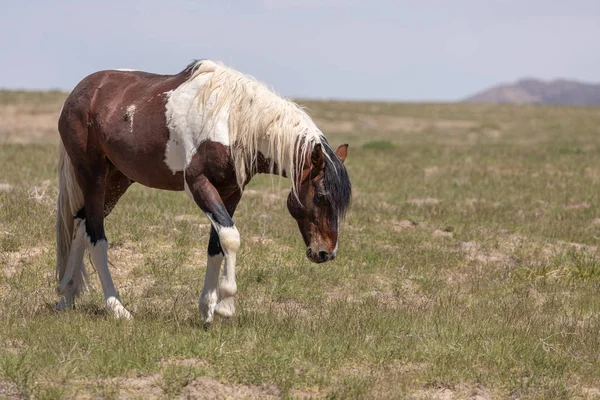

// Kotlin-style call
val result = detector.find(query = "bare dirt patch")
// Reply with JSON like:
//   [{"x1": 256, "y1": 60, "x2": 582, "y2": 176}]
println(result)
[
  {"x1": 564, "y1": 202, "x2": 591, "y2": 210},
  {"x1": 1, "y1": 246, "x2": 49, "y2": 278},
  {"x1": 551, "y1": 240, "x2": 597, "y2": 254},
  {"x1": 365, "y1": 276, "x2": 430, "y2": 311},
  {"x1": 159, "y1": 357, "x2": 208, "y2": 369},
  {"x1": 395, "y1": 279, "x2": 430, "y2": 309},
  {"x1": 108, "y1": 243, "x2": 149, "y2": 285},
  {"x1": 410, "y1": 387, "x2": 454, "y2": 400},
  {"x1": 181, "y1": 377, "x2": 280, "y2": 399},
  {"x1": 392, "y1": 219, "x2": 418, "y2": 232},
  {"x1": 75, "y1": 375, "x2": 163, "y2": 399},
  {"x1": 0, "y1": 183, "x2": 13, "y2": 192},
  {"x1": 578, "y1": 386, "x2": 600, "y2": 399},
  {"x1": 109, "y1": 242, "x2": 144, "y2": 267},
  {"x1": 324, "y1": 283, "x2": 358, "y2": 304},
  {"x1": 73, "y1": 374, "x2": 280, "y2": 400},
  {"x1": 457, "y1": 240, "x2": 515, "y2": 265},
  {"x1": 424, "y1": 166, "x2": 440, "y2": 179},
  {"x1": 288, "y1": 387, "x2": 324, "y2": 399},
  {"x1": 432, "y1": 230, "x2": 453, "y2": 238},
  {"x1": 408, "y1": 197, "x2": 440, "y2": 206},
  {"x1": 3, "y1": 339, "x2": 25, "y2": 355},
  {"x1": 0, "y1": 379, "x2": 22, "y2": 400},
  {"x1": 584, "y1": 167, "x2": 600, "y2": 183},
  {"x1": 410, "y1": 384, "x2": 492, "y2": 400},
  {"x1": 464, "y1": 198, "x2": 482, "y2": 207}
]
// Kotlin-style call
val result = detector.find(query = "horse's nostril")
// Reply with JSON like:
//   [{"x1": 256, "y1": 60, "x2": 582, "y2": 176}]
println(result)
[{"x1": 318, "y1": 251, "x2": 329, "y2": 262}]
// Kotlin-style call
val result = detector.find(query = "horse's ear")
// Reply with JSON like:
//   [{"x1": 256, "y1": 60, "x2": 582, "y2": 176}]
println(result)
[
  {"x1": 336, "y1": 144, "x2": 348, "y2": 163},
  {"x1": 311, "y1": 144, "x2": 324, "y2": 170}
]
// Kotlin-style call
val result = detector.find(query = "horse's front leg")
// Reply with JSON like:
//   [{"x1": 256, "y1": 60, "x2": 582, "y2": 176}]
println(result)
[
  {"x1": 203, "y1": 210, "x2": 240, "y2": 322},
  {"x1": 199, "y1": 228, "x2": 224, "y2": 323},
  {"x1": 186, "y1": 172, "x2": 241, "y2": 324},
  {"x1": 213, "y1": 224, "x2": 239, "y2": 318}
]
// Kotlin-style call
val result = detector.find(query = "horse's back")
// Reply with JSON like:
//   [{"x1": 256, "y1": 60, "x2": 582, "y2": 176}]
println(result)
[
  {"x1": 63, "y1": 69, "x2": 185, "y2": 118},
  {"x1": 59, "y1": 69, "x2": 190, "y2": 191}
]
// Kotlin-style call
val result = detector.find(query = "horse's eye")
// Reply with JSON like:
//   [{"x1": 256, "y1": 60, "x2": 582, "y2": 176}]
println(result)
[{"x1": 315, "y1": 193, "x2": 326, "y2": 203}]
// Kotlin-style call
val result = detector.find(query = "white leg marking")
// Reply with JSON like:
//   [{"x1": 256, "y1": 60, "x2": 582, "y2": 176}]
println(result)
[
  {"x1": 56, "y1": 219, "x2": 86, "y2": 310},
  {"x1": 214, "y1": 226, "x2": 240, "y2": 318},
  {"x1": 199, "y1": 254, "x2": 223, "y2": 323},
  {"x1": 86, "y1": 237, "x2": 132, "y2": 320}
]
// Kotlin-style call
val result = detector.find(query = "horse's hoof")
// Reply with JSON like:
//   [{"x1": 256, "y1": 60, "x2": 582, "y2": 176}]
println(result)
[
  {"x1": 106, "y1": 297, "x2": 132, "y2": 320},
  {"x1": 215, "y1": 297, "x2": 235, "y2": 318},
  {"x1": 203, "y1": 319, "x2": 213, "y2": 330},
  {"x1": 199, "y1": 298, "x2": 215, "y2": 324},
  {"x1": 55, "y1": 297, "x2": 74, "y2": 311},
  {"x1": 114, "y1": 307, "x2": 133, "y2": 320},
  {"x1": 202, "y1": 312, "x2": 214, "y2": 324}
]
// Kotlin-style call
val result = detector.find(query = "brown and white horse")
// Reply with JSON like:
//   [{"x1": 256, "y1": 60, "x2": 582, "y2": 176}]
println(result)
[{"x1": 56, "y1": 60, "x2": 351, "y2": 323}]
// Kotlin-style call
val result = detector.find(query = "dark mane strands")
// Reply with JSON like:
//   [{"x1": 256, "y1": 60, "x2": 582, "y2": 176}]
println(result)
[
  {"x1": 321, "y1": 139, "x2": 352, "y2": 219},
  {"x1": 183, "y1": 59, "x2": 204, "y2": 74}
]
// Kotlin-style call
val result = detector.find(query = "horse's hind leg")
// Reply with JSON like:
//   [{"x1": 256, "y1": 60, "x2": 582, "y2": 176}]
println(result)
[
  {"x1": 103, "y1": 167, "x2": 134, "y2": 217},
  {"x1": 56, "y1": 217, "x2": 86, "y2": 311},
  {"x1": 56, "y1": 167, "x2": 132, "y2": 312},
  {"x1": 81, "y1": 162, "x2": 132, "y2": 319}
]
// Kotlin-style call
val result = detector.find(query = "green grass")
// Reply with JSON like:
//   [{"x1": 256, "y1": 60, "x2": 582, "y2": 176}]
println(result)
[
  {"x1": 362, "y1": 140, "x2": 397, "y2": 150},
  {"x1": 1, "y1": 95, "x2": 600, "y2": 398}
]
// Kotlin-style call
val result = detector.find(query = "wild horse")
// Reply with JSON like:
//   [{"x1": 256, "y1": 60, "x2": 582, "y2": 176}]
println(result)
[{"x1": 56, "y1": 60, "x2": 351, "y2": 323}]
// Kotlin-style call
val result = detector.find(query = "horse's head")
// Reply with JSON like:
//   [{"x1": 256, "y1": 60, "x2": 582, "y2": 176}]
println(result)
[{"x1": 287, "y1": 142, "x2": 352, "y2": 263}]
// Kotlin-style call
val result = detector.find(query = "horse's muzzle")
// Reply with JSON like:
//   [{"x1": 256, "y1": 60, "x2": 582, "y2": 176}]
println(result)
[{"x1": 306, "y1": 247, "x2": 336, "y2": 263}]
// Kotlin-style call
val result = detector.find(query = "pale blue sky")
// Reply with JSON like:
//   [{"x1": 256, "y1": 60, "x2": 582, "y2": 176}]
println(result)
[{"x1": 1, "y1": 0, "x2": 599, "y2": 101}]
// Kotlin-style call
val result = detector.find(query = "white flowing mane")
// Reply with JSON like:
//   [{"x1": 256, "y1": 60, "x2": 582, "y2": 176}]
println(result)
[{"x1": 187, "y1": 60, "x2": 326, "y2": 195}]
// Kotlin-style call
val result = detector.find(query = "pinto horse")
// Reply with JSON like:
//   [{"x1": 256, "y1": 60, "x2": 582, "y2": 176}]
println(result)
[{"x1": 55, "y1": 60, "x2": 351, "y2": 323}]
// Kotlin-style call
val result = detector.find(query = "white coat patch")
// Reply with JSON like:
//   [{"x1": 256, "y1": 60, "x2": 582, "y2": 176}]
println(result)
[
  {"x1": 125, "y1": 105, "x2": 136, "y2": 133},
  {"x1": 115, "y1": 68, "x2": 137, "y2": 72},
  {"x1": 164, "y1": 73, "x2": 230, "y2": 174}
]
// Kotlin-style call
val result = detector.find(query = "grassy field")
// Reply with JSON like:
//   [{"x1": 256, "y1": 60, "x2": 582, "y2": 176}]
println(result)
[{"x1": 1, "y1": 90, "x2": 600, "y2": 399}]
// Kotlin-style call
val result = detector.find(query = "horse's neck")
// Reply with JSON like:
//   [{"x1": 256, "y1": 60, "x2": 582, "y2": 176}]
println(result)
[{"x1": 252, "y1": 148, "x2": 288, "y2": 178}]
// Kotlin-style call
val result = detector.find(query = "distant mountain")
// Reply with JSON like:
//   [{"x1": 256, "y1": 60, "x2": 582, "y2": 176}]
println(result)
[{"x1": 463, "y1": 78, "x2": 600, "y2": 106}]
